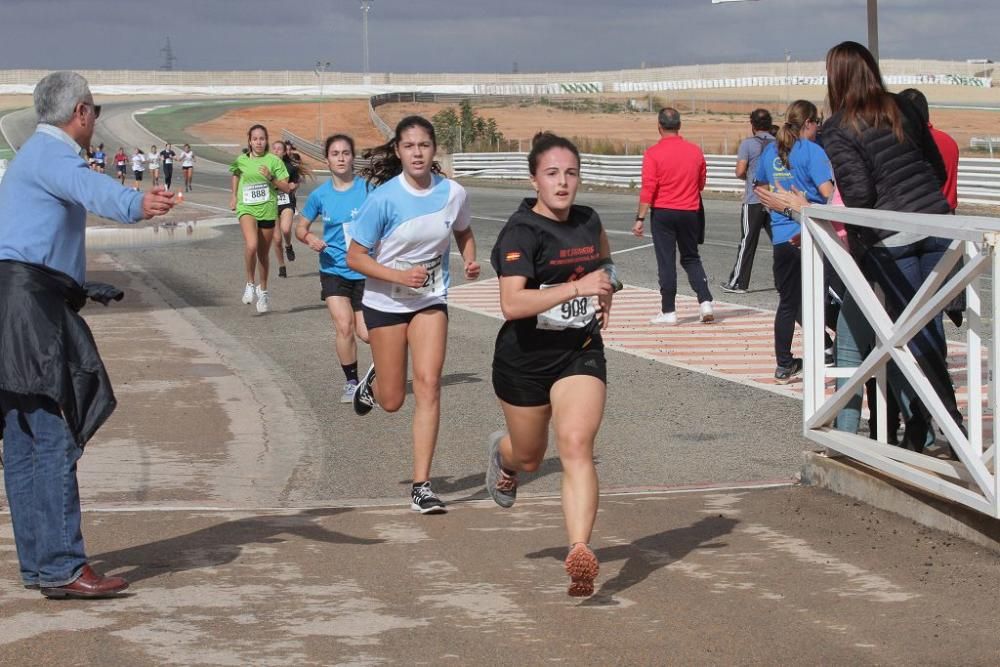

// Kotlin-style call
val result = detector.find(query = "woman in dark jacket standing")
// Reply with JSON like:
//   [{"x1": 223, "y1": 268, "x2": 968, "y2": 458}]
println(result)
[{"x1": 821, "y1": 40, "x2": 960, "y2": 451}]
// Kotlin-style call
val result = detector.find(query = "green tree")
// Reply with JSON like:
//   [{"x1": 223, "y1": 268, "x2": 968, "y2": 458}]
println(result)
[{"x1": 431, "y1": 108, "x2": 460, "y2": 153}]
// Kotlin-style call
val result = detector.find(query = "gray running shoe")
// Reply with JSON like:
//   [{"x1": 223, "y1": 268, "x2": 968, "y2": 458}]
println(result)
[
  {"x1": 485, "y1": 430, "x2": 517, "y2": 508},
  {"x1": 340, "y1": 380, "x2": 359, "y2": 404}
]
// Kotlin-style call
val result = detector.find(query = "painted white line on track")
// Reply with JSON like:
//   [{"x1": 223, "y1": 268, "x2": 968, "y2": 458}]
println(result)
[
  {"x1": 611, "y1": 242, "x2": 655, "y2": 256},
  {"x1": 0, "y1": 480, "x2": 795, "y2": 515}
]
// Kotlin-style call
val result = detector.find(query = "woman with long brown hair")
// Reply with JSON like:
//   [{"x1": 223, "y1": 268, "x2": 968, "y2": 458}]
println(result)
[
  {"x1": 346, "y1": 115, "x2": 480, "y2": 514},
  {"x1": 229, "y1": 124, "x2": 293, "y2": 313},
  {"x1": 821, "y1": 40, "x2": 959, "y2": 452}
]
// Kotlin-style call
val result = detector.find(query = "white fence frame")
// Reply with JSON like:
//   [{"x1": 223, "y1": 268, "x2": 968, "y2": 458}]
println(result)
[
  {"x1": 800, "y1": 205, "x2": 1000, "y2": 517},
  {"x1": 452, "y1": 153, "x2": 1000, "y2": 207}
]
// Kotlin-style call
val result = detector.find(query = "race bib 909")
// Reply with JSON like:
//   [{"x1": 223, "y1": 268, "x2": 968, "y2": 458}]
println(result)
[{"x1": 536, "y1": 283, "x2": 595, "y2": 331}]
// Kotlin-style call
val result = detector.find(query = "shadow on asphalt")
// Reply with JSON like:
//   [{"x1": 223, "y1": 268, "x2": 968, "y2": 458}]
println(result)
[
  {"x1": 89, "y1": 508, "x2": 383, "y2": 584},
  {"x1": 525, "y1": 515, "x2": 738, "y2": 604}
]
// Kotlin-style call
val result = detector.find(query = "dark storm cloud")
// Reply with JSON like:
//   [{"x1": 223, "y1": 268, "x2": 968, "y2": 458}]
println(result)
[{"x1": 0, "y1": 0, "x2": 996, "y2": 72}]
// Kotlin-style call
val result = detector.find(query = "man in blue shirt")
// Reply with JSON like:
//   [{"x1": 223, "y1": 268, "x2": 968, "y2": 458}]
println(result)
[
  {"x1": 0, "y1": 71, "x2": 175, "y2": 599},
  {"x1": 721, "y1": 109, "x2": 774, "y2": 294}
]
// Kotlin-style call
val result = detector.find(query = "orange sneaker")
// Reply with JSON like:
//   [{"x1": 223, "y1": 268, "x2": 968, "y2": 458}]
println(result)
[{"x1": 565, "y1": 543, "x2": 599, "y2": 597}]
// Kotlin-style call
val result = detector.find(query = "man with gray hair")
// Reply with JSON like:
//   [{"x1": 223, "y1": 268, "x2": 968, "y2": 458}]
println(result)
[
  {"x1": 0, "y1": 71, "x2": 175, "y2": 599},
  {"x1": 633, "y1": 107, "x2": 713, "y2": 324}
]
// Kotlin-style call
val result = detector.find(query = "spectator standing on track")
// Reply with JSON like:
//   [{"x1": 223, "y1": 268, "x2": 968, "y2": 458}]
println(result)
[
  {"x1": 147, "y1": 144, "x2": 160, "y2": 188},
  {"x1": 754, "y1": 100, "x2": 835, "y2": 384},
  {"x1": 159, "y1": 143, "x2": 176, "y2": 190},
  {"x1": 720, "y1": 109, "x2": 775, "y2": 294},
  {"x1": 632, "y1": 107, "x2": 714, "y2": 325},
  {"x1": 130, "y1": 147, "x2": 145, "y2": 191},
  {"x1": 899, "y1": 88, "x2": 959, "y2": 213},
  {"x1": 820, "y1": 42, "x2": 960, "y2": 452},
  {"x1": 0, "y1": 71, "x2": 176, "y2": 599}
]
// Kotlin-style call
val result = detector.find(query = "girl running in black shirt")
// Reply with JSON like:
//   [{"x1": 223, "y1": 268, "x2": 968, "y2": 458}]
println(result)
[{"x1": 486, "y1": 132, "x2": 614, "y2": 597}]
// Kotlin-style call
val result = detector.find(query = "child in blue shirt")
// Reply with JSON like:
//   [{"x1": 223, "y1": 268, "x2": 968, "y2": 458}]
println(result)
[{"x1": 296, "y1": 134, "x2": 371, "y2": 403}]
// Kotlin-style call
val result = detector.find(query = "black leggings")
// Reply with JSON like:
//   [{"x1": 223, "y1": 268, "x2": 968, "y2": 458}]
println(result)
[
  {"x1": 773, "y1": 242, "x2": 833, "y2": 368},
  {"x1": 163, "y1": 164, "x2": 173, "y2": 189}
]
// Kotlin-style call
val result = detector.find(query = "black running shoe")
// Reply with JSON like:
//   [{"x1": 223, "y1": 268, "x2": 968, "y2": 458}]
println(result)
[
  {"x1": 353, "y1": 364, "x2": 376, "y2": 416},
  {"x1": 278, "y1": 266, "x2": 287, "y2": 278},
  {"x1": 410, "y1": 481, "x2": 447, "y2": 514},
  {"x1": 774, "y1": 358, "x2": 804, "y2": 385},
  {"x1": 286, "y1": 245, "x2": 296, "y2": 262}
]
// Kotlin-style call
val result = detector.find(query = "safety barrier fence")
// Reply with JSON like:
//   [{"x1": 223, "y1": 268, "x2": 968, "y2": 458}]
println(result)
[
  {"x1": 0, "y1": 59, "x2": 991, "y2": 93},
  {"x1": 800, "y1": 205, "x2": 1000, "y2": 517},
  {"x1": 451, "y1": 153, "x2": 1000, "y2": 207}
]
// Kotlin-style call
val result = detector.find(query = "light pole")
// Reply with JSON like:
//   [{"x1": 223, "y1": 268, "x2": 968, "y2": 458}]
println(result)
[
  {"x1": 314, "y1": 60, "x2": 330, "y2": 142},
  {"x1": 361, "y1": 0, "x2": 373, "y2": 85},
  {"x1": 712, "y1": 0, "x2": 880, "y2": 61},
  {"x1": 866, "y1": 0, "x2": 879, "y2": 62}
]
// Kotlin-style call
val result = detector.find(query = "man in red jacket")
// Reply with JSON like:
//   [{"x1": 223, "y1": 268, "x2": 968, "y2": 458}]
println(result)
[
  {"x1": 632, "y1": 108, "x2": 713, "y2": 325},
  {"x1": 900, "y1": 88, "x2": 959, "y2": 212}
]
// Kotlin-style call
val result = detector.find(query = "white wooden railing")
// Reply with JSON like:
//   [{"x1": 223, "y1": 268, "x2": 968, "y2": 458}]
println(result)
[{"x1": 800, "y1": 206, "x2": 1000, "y2": 517}]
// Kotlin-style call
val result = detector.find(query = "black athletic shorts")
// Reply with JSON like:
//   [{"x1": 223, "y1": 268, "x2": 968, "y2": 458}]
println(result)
[
  {"x1": 116, "y1": 164, "x2": 126, "y2": 173},
  {"x1": 320, "y1": 274, "x2": 364, "y2": 311},
  {"x1": 133, "y1": 171, "x2": 143, "y2": 181},
  {"x1": 277, "y1": 203, "x2": 296, "y2": 215},
  {"x1": 256, "y1": 219, "x2": 275, "y2": 230},
  {"x1": 362, "y1": 303, "x2": 448, "y2": 330},
  {"x1": 492, "y1": 347, "x2": 607, "y2": 407}
]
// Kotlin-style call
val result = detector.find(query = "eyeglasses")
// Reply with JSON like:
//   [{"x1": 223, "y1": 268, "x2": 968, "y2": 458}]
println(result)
[{"x1": 81, "y1": 102, "x2": 101, "y2": 119}]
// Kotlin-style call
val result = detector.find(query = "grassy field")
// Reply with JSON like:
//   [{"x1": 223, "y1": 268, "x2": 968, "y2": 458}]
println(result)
[
  {"x1": 0, "y1": 108, "x2": 24, "y2": 158},
  {"x1": 135, "y1": 99, "x2": 320, "y2": 164}
]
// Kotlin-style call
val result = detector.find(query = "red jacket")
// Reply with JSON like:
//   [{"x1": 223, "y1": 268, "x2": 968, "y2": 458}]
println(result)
[
  {"x1": 639, "y1": 135, "x2": 706, "y2": 211},
  {"x1": 929, "y1": 124, "x2": 959, "y2": 211}
]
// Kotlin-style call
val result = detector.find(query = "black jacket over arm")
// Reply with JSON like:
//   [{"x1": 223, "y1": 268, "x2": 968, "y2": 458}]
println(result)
[
  {"x1": 821, "y1": 93, "x2": 950, "y2": 254},
  {"x1": 0, "y1": 260, "x2": 116, "y2": 446}
]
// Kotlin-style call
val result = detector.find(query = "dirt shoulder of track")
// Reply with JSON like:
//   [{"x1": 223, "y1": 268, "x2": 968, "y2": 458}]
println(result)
[{"x1": 185, "y1": 87, "x2": 1000, "y2": 158}]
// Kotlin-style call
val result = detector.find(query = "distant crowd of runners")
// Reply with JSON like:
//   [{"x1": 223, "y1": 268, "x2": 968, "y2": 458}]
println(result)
[{"x1": 86, "y1": 142, "x2": 195, "y2": 192}]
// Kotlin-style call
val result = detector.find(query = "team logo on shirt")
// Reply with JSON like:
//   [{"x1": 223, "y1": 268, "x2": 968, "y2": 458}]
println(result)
[
  {"x1": 505, "y1": 251, "x2": 522, "y2": 262},
  {"x1": 350, "y1": 208, "x2": 359, "y2": 219}
]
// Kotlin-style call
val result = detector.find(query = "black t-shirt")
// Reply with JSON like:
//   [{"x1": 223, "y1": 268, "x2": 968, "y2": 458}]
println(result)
[
  {"x1": 282, "y1": 158, "x2": 301, "y2": 206},
  {"x1": 160, "y1": 149, "x2": 175, "y2": 165},
  {"x1": 491, "y1": 199, "x2": 607, "y2": 376}
]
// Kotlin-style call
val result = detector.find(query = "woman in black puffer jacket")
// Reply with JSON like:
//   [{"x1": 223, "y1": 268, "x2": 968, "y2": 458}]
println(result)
[{"x1": 821, "y1": 40, "x2": 961, "y2": 451}]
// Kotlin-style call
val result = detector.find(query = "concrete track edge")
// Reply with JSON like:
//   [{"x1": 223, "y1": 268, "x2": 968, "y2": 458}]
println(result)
[{"x1": 800, "y1": 451, "x2": 1000, "y2": 554}]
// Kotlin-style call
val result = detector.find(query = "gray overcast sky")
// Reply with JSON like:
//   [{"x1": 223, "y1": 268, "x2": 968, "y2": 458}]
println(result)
[{"x1": 0, "y1": 0, "x2": 996, "y2": 73}]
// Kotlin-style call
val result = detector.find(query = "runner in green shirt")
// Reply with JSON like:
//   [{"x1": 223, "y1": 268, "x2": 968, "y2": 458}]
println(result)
[{"x1": 229, "y1": 124, "x2": 291, "y2": 313}]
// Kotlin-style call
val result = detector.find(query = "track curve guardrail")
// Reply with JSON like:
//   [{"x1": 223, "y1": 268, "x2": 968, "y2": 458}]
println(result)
[{"x1": 451, "y1": 153, "x2": 1000, "y2": 206}]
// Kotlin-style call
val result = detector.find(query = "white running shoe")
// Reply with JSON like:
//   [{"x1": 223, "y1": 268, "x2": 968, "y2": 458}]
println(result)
[
  {"x1": 241, "y1": 282, "x2": 256, "y2": 305},
  {"x1": 649, "y1": 311, "x2": 678, "y2": 325},
  {"x1": 699, "y1": 301, "x2": 715, "y2": 323},
  {"x1": 256, "y1": 290, "x2": 270, "y2": 313},
  {"x1": 340, "y1": 380, "x2": 358, "y2": 404}
]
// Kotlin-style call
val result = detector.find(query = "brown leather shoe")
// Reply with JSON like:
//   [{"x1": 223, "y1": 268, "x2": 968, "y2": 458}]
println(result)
[{"x1": 40, "y1": 565, "x2": 129, "y2": 599}]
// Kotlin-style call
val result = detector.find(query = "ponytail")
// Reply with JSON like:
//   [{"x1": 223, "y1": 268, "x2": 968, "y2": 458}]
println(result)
[{"x1": 776, "y1": 100, "x2": 817, "y2": 170}]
